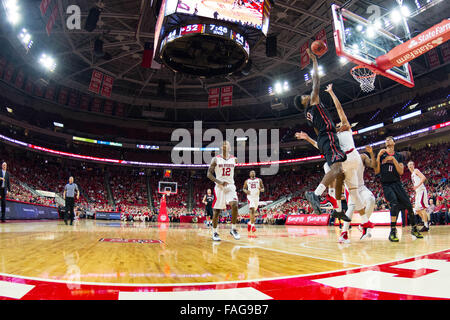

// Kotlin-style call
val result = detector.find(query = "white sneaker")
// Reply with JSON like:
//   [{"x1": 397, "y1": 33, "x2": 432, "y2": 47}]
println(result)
[
  {"x1": 230, "y1": 228, "x2": 240, "y2": 240},
  {"x1": 212, "y1": 232, "x2": 221, "y2": 241},
  {"x1": 338, "y1": 231, "x2": 350, "y2": 244}
]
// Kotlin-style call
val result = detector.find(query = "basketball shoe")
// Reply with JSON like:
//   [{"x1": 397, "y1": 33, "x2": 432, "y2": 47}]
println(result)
[
  {"x1": 339, "y1": 231, "x2": 350, "y2": 244},
  {"x1": 230, "y1": 228, "x2": 241, "y2": 240},
  {"x1": 305, "y1": 191, "x2": 322, "y2": 214},
  {"x1": 411, "y1": 226, "x2": 423, "y2": 239},
  {"x1": 359, "y1": 221, "x2": 374, "y2": 240},
  {"x1": 212, "y1": 232, "x2": 221, "y2": 241},
  {"x1": 321, "y1": 194, "x2": 338, "y2": 209},
  {"x1": 331, "y1": 210, "x2": 351, "y2": 222},
  {"x1": 389, "y1": 228, "x2": 399, "y2": 242}
]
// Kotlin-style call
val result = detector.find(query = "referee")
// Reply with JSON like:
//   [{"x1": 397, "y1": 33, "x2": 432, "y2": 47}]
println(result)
[
  {"x1": 63, "y1": 176, "x2": 79, "y2": 225},
  {"x1": 375, "y1": 137, "x2": 423, "y2": 242}
]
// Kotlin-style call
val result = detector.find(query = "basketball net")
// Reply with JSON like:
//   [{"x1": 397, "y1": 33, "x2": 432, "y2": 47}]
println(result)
[{"x1": 351, "y1": 66, "x2": 376, "y2": 93}]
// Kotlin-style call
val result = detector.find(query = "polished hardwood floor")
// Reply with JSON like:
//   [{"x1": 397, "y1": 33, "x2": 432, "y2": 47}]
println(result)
[{"x1": 0, "y1": 220, "x2": 448, "y2": 286}]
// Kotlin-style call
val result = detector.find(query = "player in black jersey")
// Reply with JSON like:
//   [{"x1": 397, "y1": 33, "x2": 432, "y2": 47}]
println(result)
[
  {"x1": 202, "y1": 189, "x2": 214, "y2": 228},
  {"x1": 293, "y1": 48, "x2": 350, "y2": 222},
  {"x1": 374, "y1": 136, "x2": 423, "y2": 242}
]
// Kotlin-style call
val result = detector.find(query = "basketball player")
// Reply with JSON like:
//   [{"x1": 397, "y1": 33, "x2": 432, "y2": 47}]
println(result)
[
  {"x1": 293, "y1": 49, "x2": 349, "y2": 222},
  {"x1": 207, "y1": 141, "x2": 240, "y2": 241},
  {"x1": 202, "y1": 189, "x2": 214, "y2": 228},
  {"x1": 243, "y1": 170, "x2": 264, "y2": 233},
  {"x1": 374, "y1": 137, "x2": 423, "y2": 241},
  {"x1": 407, "y1": 161, "x2": 430, "y2": 232}
]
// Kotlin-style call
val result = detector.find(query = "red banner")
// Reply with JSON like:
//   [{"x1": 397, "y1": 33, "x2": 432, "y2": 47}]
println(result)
[
  {"x1": 45, "y1": 85, "x2": 55, "y2": 100},
  {"x1": 68, "y1": 90, "x2": 78, "y2": 108},
  {"x1": 285, "y1": 214, "x2": 330, "y2": 226},
  {"x1": 14, "y1": 69, "x2": 25, "y2": 88},
  {"x1": 300, "y1": 41, "x2": 310, "y2": 69},
  {"x1": 0, "y1": 57, "x2": 6, "y2": 78},
  {"x1": 441, "y1": 41, "x2": 450, "y2": 63},
  {"x1": 208, "y1": 87, "x2": 220, "y2": 108},
  {"x1": 45, "y1": 5, "x2": 58, "y2": 36},
  {"x1": 24, "y1": 78, "x2": 34, "y2": 94},
  {"x1": 101, "y1": 75, "x2": 114, "y2": 97},
  {"x1": 79, "y1": 95, "x2": 90, "y2": 110},
  {"x1": 221, "y1": 95, "x2": 233, "y2": 107},
  {"x1": 40, "y1": 0, "x2": 52, "y2": 16},
  {"x1": 58, "y1": 87, "x2": 68, "y2": 105},
  {"x1": 376, "y1": 19, "x2": 450, "y2": 70},
  {"x1": 315, "y1": 28, "x2": 328, "y2": 57},
  {"x1": 91, "y1": 97, "x2": 102, "y2": 113},
  {"x1": 103, "y1": 100, "x2": 113, "y2": 115},
  {"x1": 88, "y1": 70, "x2": 103, "y2": 94},
  {"x1": 3, "y1": 63, "x2": 14, "y2": 82},
  {"x1": 221, "y1": 85, "x2": 233, "y2": 96},
  {"x1": 427, "y1": 48, "x2": 441, "y2": 69}
]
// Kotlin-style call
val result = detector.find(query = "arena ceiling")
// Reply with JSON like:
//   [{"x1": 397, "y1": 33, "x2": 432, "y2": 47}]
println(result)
[{"x1": 1, "y1": 0, "x2": 449, "y2": 123}]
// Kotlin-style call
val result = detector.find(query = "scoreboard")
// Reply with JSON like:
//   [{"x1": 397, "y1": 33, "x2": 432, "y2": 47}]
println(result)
[{"x1": 161, "y1": 23, "x2": 250, "y2": 57}]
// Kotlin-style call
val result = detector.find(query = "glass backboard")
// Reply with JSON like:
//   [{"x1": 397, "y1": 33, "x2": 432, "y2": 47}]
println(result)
[{"x1": 332, "y1": 4, "x2": 414, "y2": 88}]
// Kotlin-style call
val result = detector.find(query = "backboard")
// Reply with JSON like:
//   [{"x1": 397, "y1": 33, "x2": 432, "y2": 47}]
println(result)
[
  {"x1": 332, "y1": 4, "x2": 414, "y2": 88},
  {"x1": 158, "y1": 181, "x2": 178, "y2": 195}
]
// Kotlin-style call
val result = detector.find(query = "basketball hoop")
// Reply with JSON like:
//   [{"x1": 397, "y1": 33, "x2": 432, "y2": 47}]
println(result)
[{"x1": 351, "y1": 66, "x2": 376, "y2": 93}]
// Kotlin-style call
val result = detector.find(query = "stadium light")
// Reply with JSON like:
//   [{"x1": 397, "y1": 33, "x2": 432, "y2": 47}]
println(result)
[
  {"x1": 39, "y1": 53, "x2": 56, "y2": 72},
  {"x1": 3, "y1": 0, "x2": 21, "y2": 25},
  {"x1": 366, "y1": 26, "x2": 376, "y2": 38},
  {"x1": 390, "y1": 9, "x2": 402, "y2": 24},
  {"x1": 18, "y1": 28, "x2": 33, "y2": 50},
  {"x1": 339, "y1": 57, "x2": 348, "y2": 65},
  {"x1": 273, "y1": 81, "x2": 290, "y2": 95},
  {"x1": 400, "y1": 5, "x2": 410, "y2": 17}
]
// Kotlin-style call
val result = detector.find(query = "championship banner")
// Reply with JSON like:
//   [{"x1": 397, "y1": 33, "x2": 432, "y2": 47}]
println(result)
[
  {"x1": 101, "y1": 75, "x2": 114, "y2": 97},
  {"x1": 376, "y1": 19, "x2": 450, "y2": 71},
  {"x1": 441, "y1": 40, "x2": 450, "y2": 63},
  {"x1": 115, "y1": 102, "x2": 125, "y2": 116},
  {"x1": 45, "y1": 4, "x2": 58, "y2": 36},
  {"x1": 103, "y1": 100, "x2": 114, "y2": 115},
  {"x1": 220, "y1": 85, "x2": 233, "y2": 107},
  {"x1": 300, "y1": 41, "x2": 310, "y2": 69},
  {"x1": 79, "y1": 94, "x2": 90, "y2": 110},
  {"x1": 44, "y1": 85, "x2": 55, "y2": 100},
  {"x1": 208, "y1": 87, "x2": 220, "y2": 108},
  {"x1": 285, "y1": 214, "x2": 330, "y2": 226},
  {"x1": 40, "y1": 0, "x2": 52, "y2": 16},
  {"x1": 88, "y1": 70, "x2": 103, "y2": 94},
  {"x1": 68, "y1": 90, "x2": 79, "y2": 108},
  {"x1": 34, "y1": 82, "x2": 44, "y2": 97},
  {"x1": 427, "y1": 48, "x2": 441, "y2": 69},
  {"x1": 58, "y1": 87, "x2": 68, "y2": 105},
  {"x1": 3, "y1": 63, "x2": 14, "y2": 82},
  {"x1": 91, "y1": 97, "x2": 102, "y2": 113},
  {"x1": 315, "y1": 28, "x2": 328, "y2": 57},
  {"x1": 14, "y1": 69, "x2": 25, "y2": 89},
  {"x1": 24, "y1": 77, "x2": 34, "y2": 94},
  {"x1": 0, "y1": 56, "x2": 6, "y2": 78}
]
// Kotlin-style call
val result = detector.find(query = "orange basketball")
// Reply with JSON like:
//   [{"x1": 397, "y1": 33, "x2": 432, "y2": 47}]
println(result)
[{"x1": 311, "y1": 40, "x2": 327, "y2": 56}]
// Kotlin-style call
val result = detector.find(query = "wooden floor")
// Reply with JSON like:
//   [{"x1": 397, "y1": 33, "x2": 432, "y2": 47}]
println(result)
[{"x1": 0, "y1": 220, "x2": 448, "y2": 286}]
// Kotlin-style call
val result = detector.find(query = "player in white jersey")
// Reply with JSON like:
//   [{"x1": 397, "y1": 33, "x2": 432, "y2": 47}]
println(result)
[
  {"x1": 407, "y1": 161, "x2": 430, "y2": 232},
  {"x1": 207, "y1": 141, "x2": 240, "y2": 241},
  {"x1": 243, "y1": 170, "x2": 264, "y2": 233}
]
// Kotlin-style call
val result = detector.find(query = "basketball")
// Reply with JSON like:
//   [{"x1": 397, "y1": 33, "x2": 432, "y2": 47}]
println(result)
[{"x1": 311, "y1": 40, "x2": 327, "y2": 56}]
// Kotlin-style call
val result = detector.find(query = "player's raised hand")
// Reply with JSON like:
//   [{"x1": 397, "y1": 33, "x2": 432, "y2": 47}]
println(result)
[
  {"x1": 378, "y1": 149, "x2": 387, "y2": 157},
  {"x1": 306, "y1": 48, "x2": 316, "y2": 60},
  {"x1": 365, "y1": 145, "x2": 373, "y2": 154},
  {"x1": 325, "y1": 83, "x2": 333, "y2": 93},
  {"x1": 295, "y1": 131, "x2": 309, "y2": 140}
]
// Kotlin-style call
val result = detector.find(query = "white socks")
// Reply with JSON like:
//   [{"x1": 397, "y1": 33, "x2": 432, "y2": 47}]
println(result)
[
  {"x1": 360, "y1": 214, "x2": 369, "y2": 224},
  {"x1": 314, "y1": 184, "x2": 326, "y2": 196}
]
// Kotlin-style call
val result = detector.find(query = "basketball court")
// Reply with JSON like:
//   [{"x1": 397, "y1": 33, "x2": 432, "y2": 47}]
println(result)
[{"x1": 0, "y1": 221, "x2": 448, "y2": 300}]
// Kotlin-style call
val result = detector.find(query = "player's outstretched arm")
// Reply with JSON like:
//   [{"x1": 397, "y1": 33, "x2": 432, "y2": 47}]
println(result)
[
  {"x1": 414, "y1": 169, "x2": 427, "y2": 190},
  {"x1": 207, "y1": 157, "x2": 224, "y2": 185},
  {"x1": 259, "y1": 179, "x2": 265, "y2": 193},
  {"x1": 202, "y1": 195, "x2": 207, "y2": 204},
  {"x1": 325, "y1": 83, "x2": 349, "y2": 128},
  {"x1": 375, "y1": 149, "x2": 386, "y2": 174},
  {"x1": 295, "y1": 131, "x2": 318, "y2": 149},
  {"x1": 365, "y1": 145, "x2": 376, "y2": 169},
  {"x1": 308, "y1": 49, "x2": 320, "y2": 105}
]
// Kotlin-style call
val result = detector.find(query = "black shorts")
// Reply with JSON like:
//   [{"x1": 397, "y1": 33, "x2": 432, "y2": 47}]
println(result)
[
  {"x1": 317, "y1": 132, "x2": 347, "y2": 167},
  {"x1": 206, "y1": 206, "x2": 213, "y2": 218},
  {"x1": 382, "y1": 181, "x2": 413, "y2": 210}
]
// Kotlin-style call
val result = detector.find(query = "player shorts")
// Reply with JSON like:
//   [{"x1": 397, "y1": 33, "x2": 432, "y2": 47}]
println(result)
[
  {"x1": 247, "y1": 196, "x2": 259, "y2": 209},
  {"x1": 414, "y1": 188, "x2": 429, "y2": 212},
  {"x1": 382, "y1": 181, "x2": 413, "y2": 211},
  {"x1": 342, "y1": 149, "x2": 362, "y2": 190},
  {"x1": 317, "y1": 132, "x2": 347, "y2": 167},
  {"x1": 205, "y1": 206, "x2": 213, "y2": 218},
  {"x1": 213, "y1": 184, "x2": 238, "y2": 210}
]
